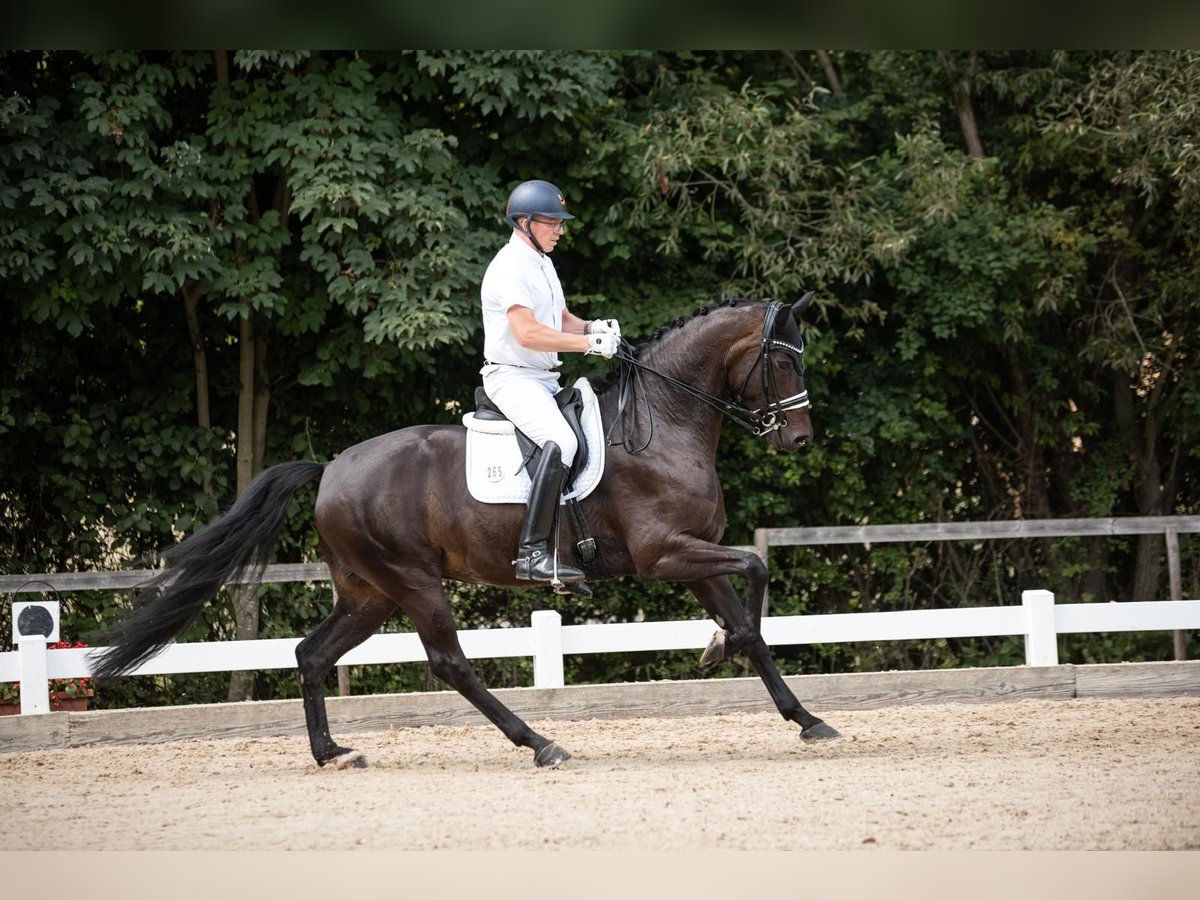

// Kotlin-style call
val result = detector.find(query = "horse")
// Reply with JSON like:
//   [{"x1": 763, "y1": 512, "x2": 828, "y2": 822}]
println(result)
[{"x1": 91, "y1": 295, "x2": 841, "y2": 769}]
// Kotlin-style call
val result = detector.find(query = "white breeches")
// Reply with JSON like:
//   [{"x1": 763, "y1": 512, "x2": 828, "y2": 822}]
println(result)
[{"x1": 481, "y1": 364, "x2": 578, "y2": 467}]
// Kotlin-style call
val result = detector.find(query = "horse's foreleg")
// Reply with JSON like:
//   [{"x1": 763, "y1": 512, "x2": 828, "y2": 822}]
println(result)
[
  {"x1": 692, "y1": 548, "x2": 770, "y2": 668},
  {"x1": 683, "y1": 574, "x2": 841, "y2": 742},
  {"x1": 296, "y1": 578, "x2": 396, "y2": 769},
  {"x1": 640, "y1": 544, "x2": 768, "y2": 668}
]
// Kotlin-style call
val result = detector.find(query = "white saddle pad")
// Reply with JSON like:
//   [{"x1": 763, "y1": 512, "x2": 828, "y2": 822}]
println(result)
[{"x1": 463, "y1": 377, "x2": 605, "y2": 504}]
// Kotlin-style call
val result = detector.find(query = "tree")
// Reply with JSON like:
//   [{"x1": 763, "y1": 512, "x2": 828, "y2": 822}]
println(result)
[
  {"x1": 2, "y1": 51, "x2": 1194, "y2": 704},
  {"x1": 617, "y1": 50, "x2": 1199, "y2": 639},
  {"x1": 0, "y1": 49, "x2": 635, "y2": 698}
]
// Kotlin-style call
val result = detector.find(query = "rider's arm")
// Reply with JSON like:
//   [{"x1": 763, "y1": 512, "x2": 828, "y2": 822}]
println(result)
[
  {"x1": 507, "y1": 305, "x2": 590, "y2": 353},
  {"x1": 561, "y1": 308, "x2": 589, "y2": 335}
]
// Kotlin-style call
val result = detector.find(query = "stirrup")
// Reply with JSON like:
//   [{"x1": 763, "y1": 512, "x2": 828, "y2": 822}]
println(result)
[{"x1": 555, "y1": 580, "x2": 592, "y2": 598}]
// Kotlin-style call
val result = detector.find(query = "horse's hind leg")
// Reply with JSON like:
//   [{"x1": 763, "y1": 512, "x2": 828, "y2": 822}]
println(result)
[
  {"x1": 404, "y1": 578, "x2": 570, "y2": 768},
  {"x1": 296, "y1": 572, "x2": 396, "y2": 769}
]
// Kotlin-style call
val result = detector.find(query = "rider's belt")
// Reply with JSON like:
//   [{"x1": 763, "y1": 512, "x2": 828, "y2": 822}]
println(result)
[{"x1": 484, "y1": 360, "x2": 559, "y2": 372}]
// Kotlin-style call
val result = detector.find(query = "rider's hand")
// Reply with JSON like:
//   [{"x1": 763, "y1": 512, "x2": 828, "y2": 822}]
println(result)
[
  {"x1": 585, "y1": 333, "x2": 620, "y2": 359},
  {"x1": 586, "y1": 318, "x2": 622, "y2": 338}
]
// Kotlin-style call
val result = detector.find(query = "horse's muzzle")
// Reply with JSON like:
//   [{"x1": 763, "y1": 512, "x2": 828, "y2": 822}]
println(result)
[
  {"x1": 773, "y1": 423, "x2": 812, "y2": 452},
  {"x1": 781, "y1": 410, "x2": 813, "y2": 452}
]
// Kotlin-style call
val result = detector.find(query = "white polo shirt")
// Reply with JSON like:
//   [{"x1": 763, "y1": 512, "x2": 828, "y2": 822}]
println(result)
[{"x1": 480, "y1": 232, "x2": 565, "y2": 370}]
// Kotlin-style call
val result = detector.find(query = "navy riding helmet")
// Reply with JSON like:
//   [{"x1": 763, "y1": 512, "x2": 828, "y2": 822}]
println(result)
[
  {"x1": 504, "y1": 179, "x2": 575, "y2": 255},
  {"x1": 504, "y1": 179, "x2": 575, "y2": 229}
]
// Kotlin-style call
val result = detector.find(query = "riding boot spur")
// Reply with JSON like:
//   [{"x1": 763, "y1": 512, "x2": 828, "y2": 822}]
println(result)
[{"x1": 514, "y1": 441, "x2": 588, "y2": 588}]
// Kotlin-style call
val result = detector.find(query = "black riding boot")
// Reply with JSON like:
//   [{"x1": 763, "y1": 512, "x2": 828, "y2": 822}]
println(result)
[{"x1": 514, "y1": 441, "x2": 587, "y2": 587}]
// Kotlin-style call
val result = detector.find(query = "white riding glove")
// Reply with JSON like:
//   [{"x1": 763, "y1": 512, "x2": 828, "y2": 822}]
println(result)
[
  {"x1": 585, "y1": 332, "x2": 620, "y2": 359},
  {"x1": 586, "y1": 318, "x2": 622, "y2": 338}
]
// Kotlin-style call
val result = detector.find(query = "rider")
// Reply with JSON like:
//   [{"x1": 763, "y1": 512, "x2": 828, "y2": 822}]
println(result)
[{"x1": 480, "y1": 179, "x2": 621, "y2": 589}]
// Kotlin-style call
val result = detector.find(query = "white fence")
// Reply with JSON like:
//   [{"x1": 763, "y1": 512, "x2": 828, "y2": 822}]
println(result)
[{"x1": 5, "y1": 590, "x2": 1200, "y2": 715}]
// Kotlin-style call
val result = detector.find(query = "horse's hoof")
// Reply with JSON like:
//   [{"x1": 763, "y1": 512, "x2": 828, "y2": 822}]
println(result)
[
  {"x1": 534, "y1": 742, "x2": 571, "y2": 768},
  {"x1": 698, "y1": 629, "x2": 729, "y2": 668},
  {"x1": 331, "y1": 749, "x2": 367, "y2": 769},
  {"x1": 801, "y1": 721, "x2": 842, "y2": 743}
]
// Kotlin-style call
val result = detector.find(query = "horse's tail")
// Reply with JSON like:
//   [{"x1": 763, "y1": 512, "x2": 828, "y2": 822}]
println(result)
[{"x1": 90, "y1": 460, "x2": 326, "y2": 682}]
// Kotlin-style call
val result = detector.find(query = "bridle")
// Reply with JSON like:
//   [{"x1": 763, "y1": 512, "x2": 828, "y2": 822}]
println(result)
[
  {"x1": 606, "y1": 298, "x2": 812, "y2": 451},
  {"x1": 732, "y1": 297, "x2": 812, "y2": 435}
]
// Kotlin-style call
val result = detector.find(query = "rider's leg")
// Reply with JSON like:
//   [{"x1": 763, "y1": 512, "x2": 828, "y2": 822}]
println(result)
[
  {"x1": 513, "y1": 441, "x2": 586, "y2": 584},
  {"x1": 481, "y1": 367, "x2": 578, "y2": 466},
  {"x1": 480, "y1": 367, "x2": 586, "y2": 588}
]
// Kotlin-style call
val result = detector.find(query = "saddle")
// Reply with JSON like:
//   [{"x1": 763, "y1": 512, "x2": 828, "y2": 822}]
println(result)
[
  {"x1": 472, "y1": 385, "x2": 590, "y2": 492},
  {"x1": 463, "y1": 378, "x2": 605, "y2": 568}
]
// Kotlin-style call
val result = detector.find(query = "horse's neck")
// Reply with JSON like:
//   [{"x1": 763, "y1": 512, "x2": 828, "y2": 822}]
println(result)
[
  {"x1": 605, "y1": 309, "x2": 756, "y2": 451},
  {"x1": 643, "y1": 307, "x2": 757, "y2": 401}
]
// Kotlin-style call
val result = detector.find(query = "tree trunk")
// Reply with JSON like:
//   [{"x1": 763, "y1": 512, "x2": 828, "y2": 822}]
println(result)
[
  {"x1": 182, "y1": 284, "x2": 217, "y2": 515},
  {"x1": 207, "y1": 47, "x2": 258, "y2": 701},
  {"x1": 815, "y1": 51, "x2": 845, "y2": 98},
  {"x1": 213, "y1": 49, "x2": 229, "y2": 89},
  {"x1": 227, "y1": 312, "x2": 265, "y2": 702},
  {"x1": 1112, "y1": 369, "x2": 1168, "y2": 601},
  {"x1": 938, "y1": 51, "x2": 985, "y2": 160},
  {"x1": 253, "y1": 326, "x2": 269, "y2": 474}
]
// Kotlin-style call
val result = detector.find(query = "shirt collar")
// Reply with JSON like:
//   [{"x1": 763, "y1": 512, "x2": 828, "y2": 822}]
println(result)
[{"x1": 509, "y1": 230, "x2": 547, "y2": 263}]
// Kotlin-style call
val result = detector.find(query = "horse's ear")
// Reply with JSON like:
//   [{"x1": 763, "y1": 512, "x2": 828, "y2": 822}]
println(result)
[{"x1": 790, "y1": 291, "x2": 814, "y2": 322}]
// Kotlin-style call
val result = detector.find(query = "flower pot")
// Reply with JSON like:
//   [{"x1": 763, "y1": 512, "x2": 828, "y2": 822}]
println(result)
[
  {"x1": 50, "y1": 689, "x2": 94, "y2": 712},
  {"x1": 0, "y1": 690, "x2": 95, "y2": 714}
]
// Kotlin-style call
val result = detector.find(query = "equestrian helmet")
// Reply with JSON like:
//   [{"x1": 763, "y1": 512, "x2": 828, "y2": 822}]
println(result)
[{"x1": 504, "y1": 179, "x2": 575, "y2": 229}]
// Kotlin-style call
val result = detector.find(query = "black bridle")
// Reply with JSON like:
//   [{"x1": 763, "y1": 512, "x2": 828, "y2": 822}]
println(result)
[
  {"x1": 606, "y1": 299, "x2": 811, "y2": 452},
  {"x1": 733, "y1": 297, "x2": 812, "y2": 434}
]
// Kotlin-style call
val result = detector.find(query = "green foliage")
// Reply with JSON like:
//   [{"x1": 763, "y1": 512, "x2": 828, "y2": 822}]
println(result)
[{"x1": 2, "y1": 51, "x2": 1197, "y2": 708}]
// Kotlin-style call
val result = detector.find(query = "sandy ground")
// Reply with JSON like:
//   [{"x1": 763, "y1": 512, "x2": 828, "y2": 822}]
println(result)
[{"x1": 2, "y1": 697, "x2": 1198, "y2": 851}]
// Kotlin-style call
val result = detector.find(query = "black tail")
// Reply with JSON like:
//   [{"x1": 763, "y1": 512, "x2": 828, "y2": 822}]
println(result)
[{"x1": 91, "y1": 461, "x2": 326, "y2": 682}]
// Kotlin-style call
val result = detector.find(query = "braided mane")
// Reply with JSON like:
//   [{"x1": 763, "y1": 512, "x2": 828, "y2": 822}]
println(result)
[{"x1": 592, "y1": 298, "x2": 752, "y2": 395}]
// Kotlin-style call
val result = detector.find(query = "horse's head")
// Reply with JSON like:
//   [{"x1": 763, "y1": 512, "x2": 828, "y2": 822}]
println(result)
[
  {"x1": 732, "y1": 294, "x2": 814, "y2": 453},
  {"x1": 602, "y1": 294, "x2": 816, "y2": 454}
]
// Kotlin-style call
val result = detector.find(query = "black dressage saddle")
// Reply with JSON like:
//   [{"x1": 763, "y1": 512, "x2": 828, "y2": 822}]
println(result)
[{"x1": 472, "y1": 385, "x2": 590, "y2": 492}]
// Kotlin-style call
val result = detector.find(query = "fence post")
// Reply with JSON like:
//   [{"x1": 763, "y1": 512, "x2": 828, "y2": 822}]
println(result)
[
  {"x1": 1165, "y1": 526, "x2": 1188, "y2": 661},
  {"x1": 531, "y1": 610, "x2": 564, "y2": 688},
  {"x1": 1022, "y1": 589, "x2": 1059, "y2": 667},
  {"x1": 13, "y1": 597, "x2": 61, "y2": 715},
  {"x1": 331, "y1": 586, "x2": 352, "y2": 696},
  {"x1": 754, "y1": 528, "x2": 770, "y2": 618},
  {"x1": 18, "y1": 638, "x2": 51, "y2": 714}
]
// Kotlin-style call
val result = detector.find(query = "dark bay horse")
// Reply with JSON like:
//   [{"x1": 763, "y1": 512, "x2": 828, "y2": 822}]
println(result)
[{"x1": 92, "y1": 296, "x2": 841, "y2": 768}]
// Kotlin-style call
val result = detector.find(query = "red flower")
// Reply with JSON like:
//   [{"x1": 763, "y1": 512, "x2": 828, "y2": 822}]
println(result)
[{"x1": 47, "y1": 641, "x2": 91, "y2": 693}]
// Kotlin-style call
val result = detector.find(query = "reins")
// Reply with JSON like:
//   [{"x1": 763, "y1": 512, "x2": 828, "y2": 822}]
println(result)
[{"x1": 605, "y1": 298, "x2": 812, "y2": 451}]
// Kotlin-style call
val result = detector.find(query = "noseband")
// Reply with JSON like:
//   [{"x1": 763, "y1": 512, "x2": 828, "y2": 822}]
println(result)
[
  {"x1": 733, "y1": 299, "x2": 811, "y2": 436},
  {"x1": 608, "y1": 300, "x2": 811, "y2": 449}
]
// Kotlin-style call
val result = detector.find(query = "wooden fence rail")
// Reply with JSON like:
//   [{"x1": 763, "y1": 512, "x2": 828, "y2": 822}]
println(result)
[
  {"x1": 5, "y1": 590, "x2": 1200, "y2": 716},
  {"x1": 2, "y1": 517, "x2": 1197, "y2": 716},
  {"x1": 751, "y1": 515, "x2": 1199, "y2": 658}
]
